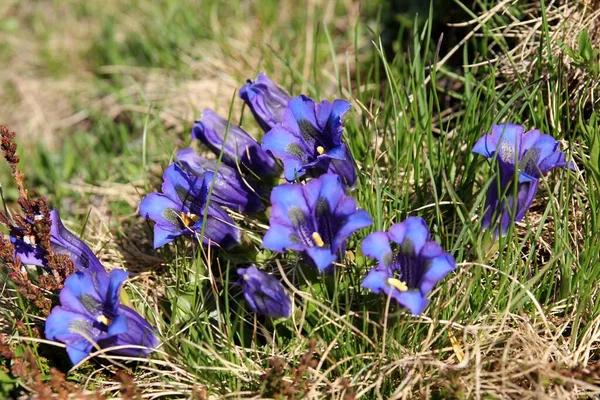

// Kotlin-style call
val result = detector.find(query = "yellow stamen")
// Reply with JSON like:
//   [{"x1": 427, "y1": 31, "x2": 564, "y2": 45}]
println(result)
[
  {"x1": 387, "y1": 278, "x2": 408, "y2": 292},
  {"x1": 97, "y1": 314, "x2": 112, "y2": 326},
  {"x1": 180, "y1": 212, "x2": 200, "y2": 227},
  {"x1": 312, "y1": 232, "x2": 325, "y2": 247},
  {"x1": 316, "y1": 146, "x2": 325, "y2": 155}
]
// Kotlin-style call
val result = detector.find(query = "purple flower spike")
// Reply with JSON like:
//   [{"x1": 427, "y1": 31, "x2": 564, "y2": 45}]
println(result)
[
  {"x1": 237, "y1": 266, "x2": 291, "y2": 318},
  {"x1": 360, "y1": 217, "x2": 455, "y2": 315},
  {"x1": 11, "y1": 209, "x2": 107, "y2": 277},
  {"x1": 262, "y1": 95, "x2": 357, "y2": 187},
  {"x1": 240, "y1": 73, "x2": 291, "y2": 132},
  {"x1": 45, "y1": 269, "x2": 158, "y2": 365},
  {"x1": 177, "y1": 148, "x2": 265, "y2": 213},
  {"x1": 472, "y1": 123, "x2": 574, "y2": 235},
  {"x1": 262, "y1": 173, "x2": 372, "y2": 272},
  {"x1": 139, "y1": 162, "x2": 240, "y2": 249},
  {"x1": 191, "y1": 109, "x2": 279, "y2": 177}
]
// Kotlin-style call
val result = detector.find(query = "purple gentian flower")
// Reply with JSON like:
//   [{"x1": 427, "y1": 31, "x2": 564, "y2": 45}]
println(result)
[
  {"x1": 237, "y1": 266, "x2": 291, "y2": 318},
  {"x1": 177, "y1": 148, "x2": 265, "y2": 213},
  {"x1": 191, "y1": 109, "x2": 279, "y2": 177},
  {"x1": 262, "y1": 173, "x2": 372, "y2": 272},
  {"x1": 361, "y1": 217, "x2": 455, "y2": 315},
  {"x1": 239, "y1": 73, "x2": 291, "y2": 132},
  {"x1": 139, "y1": 163, "x2": 240, "y2": 249},
  {"x1": 10, "y1": 209, "x2": 106, "y2": 277},
  {"x1": 472, "y1": 123, "x2": 574, "y2": 235},
  {"x1": 45, "y1": 269, "x2": 158, "y2": 365},
  {"x1": 262, "y1": 95, "x2": 357, "y2": 187}
]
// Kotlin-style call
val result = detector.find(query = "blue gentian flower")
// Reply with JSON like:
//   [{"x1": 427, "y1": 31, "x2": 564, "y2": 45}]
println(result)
[
  {"x1": 237, "y1": 266, "x2": 291, "y2": 318},
  {"x1": 472, "y1": 123, "x2": 574, "y2": 235},
  {"x1": 239, "y1": 73, "x2": 291, "y2": 132},
  {"x1": 139, "y1": 163, "x2": 240, "y2": 249},
  {"x1": 262, "y1": 173, "x2": 372, "y2": 272},
  {"x1": 361, "y1": 217, "x2": 455, "y2": 315},
  {"x1": 11, "y1": 209, "x2": 106, "y2": 277},
  {"x1": 177, "y1": 147, "x2": 265, "y2": 213},
  {"x1": 191, "y1": 109, "x2": 279, "y2": 177},
  {"x1": 45, "y1": 269, "x2": 158, "y2": 365},
  {"x1": 262, "y1": 95, "x2": 357, "y2": 187}
]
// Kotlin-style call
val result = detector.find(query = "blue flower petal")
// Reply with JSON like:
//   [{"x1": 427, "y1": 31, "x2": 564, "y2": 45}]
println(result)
[
  {"x1": 361, "y1": 232, "x2": 393, "y2": 267},
  {"x1": 419, "y1": 241, "x2": 443, "y2": 259},
  {"x1": 195, "y1": 205, "x2": 240, "y2": 249},
  {"x1": 113, "y1": 306, "x2": 158, "y2": 356},
  {"x1": 153, "y1": 225, "x2": 183, "y2": 248},
  {"x1": 361, "y1": 268, "x2": 390, "y2": 294},
  {"x1": 262, "y1": 220, "x2": 306, "y2": 252},
  {"x1": 394, "y1": 290, "x2": 430, "y2": 315},
  {"x1": 161, "y1": 163, "x2": 206, "y2": 211},
  {"x1": 514, "y1": 180, "x2": 539, "y2": 222},
  {"x1": 106, "y1": 314, "x2": 128, "y2": 336},
  {"x1": 305, "y1": 246, "x2": 338, "y2": 272},
  {"x1": 420, "y1": 254, "x2": 455, "y2": 294},
  {"x1": 328, "y1": 146, "x2": 357, "y2": 188},
  {"x1": 59, "y1": 271, "x2": 102, "y2": 315},
  {"x1": 388, "y1": 217, "x2": 429, "y2": 256},
  {"x1": 538, "y1": 150, "x2": 572, "y2": 174},
  {"x1": 269, "y1": 183, "x2": 311, "y2": 226},
  {"x1": 519, "y1": 128, "x2": 542, "y2": 156},
  {"x1": 287, "y1": 95, "x2": 319, "y2": 135},
  {"x1": 50, "y1": 209, "x2": 107, "y2": 276},
  {"x1": 472, "y1": 134, "x2": 496, "y2": 158},
  {"x1": 333, "y1": 209, "x2": 373, "y2": 250},
  {"x1": 262, "y1": 124, "x2": 311, "y2": 181},
  {"x1": 139, "y1": 193, "x2": 184, "y2": 228},
  {"x1": 45, "y1": 307, "x2": 96, "y2": 365},
  {"x1": 240, "y1": 73, "x2": 291, "y2": 131},
  {"x1": 103, "y1": 269, "x2": 129, "y2": 316}
]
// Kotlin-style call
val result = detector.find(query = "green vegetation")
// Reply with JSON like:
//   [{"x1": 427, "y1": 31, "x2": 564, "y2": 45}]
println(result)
[{"x1": 1, "y1": 0, "x2": 599, "y2": 397}]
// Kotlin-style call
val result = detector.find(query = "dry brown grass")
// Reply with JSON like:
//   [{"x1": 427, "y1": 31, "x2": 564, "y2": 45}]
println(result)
[{"x1": 470, "y1": 0, "x2": 600, "y2": 119}]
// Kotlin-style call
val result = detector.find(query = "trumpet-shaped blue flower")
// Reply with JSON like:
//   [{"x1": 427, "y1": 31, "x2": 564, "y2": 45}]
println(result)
[
  {"x1": 177, "y1": 148, "x2": 265, "y2": 213},
  {"x1": 191, "y1": 109, "x2": 279, "y2": 177},
  {"x1": 237, "y1": 266, "x2": 291, "y2": 318},
  {"x1": 472, "y1": 123, "x2": 574, "y2": 235},
  {"x1": 361, "y1": 217, "x2": 455, "y2": 315},
  {"x1": 262, "y1": 173, "x2": 372, "y2": 272},
  {"x1": 239, "y1": 73, "x2": 291, "y2": 132},
  {"x1": 45, "y1": 269, "x2": 158, "y2": 365},
  {"x1": 139, "y1": 163, "x2": 240, "y2": 249},
  {"x1": 11, "y1": 209, "x2": 107, "y2": 277},
  {"x1": 262, "y1": 95, "x2": 357, "y2": 187}
]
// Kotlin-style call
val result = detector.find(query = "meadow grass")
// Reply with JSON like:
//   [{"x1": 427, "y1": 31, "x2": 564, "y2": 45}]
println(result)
[{"x1": 1, "y1": 0, "x2": 599, "y2": 398}]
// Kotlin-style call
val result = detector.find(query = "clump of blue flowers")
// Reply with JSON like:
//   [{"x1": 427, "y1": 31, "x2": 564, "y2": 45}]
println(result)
[{"x1": 472, "y1": 123, "x2": 574, "y2": 235}]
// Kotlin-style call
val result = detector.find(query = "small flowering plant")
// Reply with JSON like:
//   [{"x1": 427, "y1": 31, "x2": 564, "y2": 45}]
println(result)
[
  {"x1": 139, "y1": 163, "x2": 240, "y2": 249},
  {"x1": 361, "y1": 217, "x2": 455, "y2": 315},
  {"x1": 262, "y1": 173, "x2": 372, "y2": 272},
  {"x1": 237, "y1": 266, "x2": 292, "y2": 318},
  {"x1": 472, "y1": 123, "x2": 574, "y2": 235},
  {"x1": 262, "y1": 95, "x2": 357, "y2": 187},
  {"x1": 45, "y1": 269, "x2": 158, "y2": 365},
  {"x1": 239, "y1": 72, "x2": 291, "y2": 132}
]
